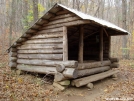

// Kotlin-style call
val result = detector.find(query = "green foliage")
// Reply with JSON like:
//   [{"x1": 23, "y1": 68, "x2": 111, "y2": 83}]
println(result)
[{"x1": 22, "y1": 3, "x2": 45, "y2": 30}]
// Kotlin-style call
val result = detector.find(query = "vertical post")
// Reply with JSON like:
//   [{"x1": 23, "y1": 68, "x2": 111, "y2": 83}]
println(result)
[
  {"x1": 63, "y1": 26, "x2": 68, "y2": 61},
  {"x1": 100, "y1": 28, "x2": 103, "y2": 62},
  {"x1": 108, "y1": 36, "x2": 111, "y2": 58},
  {"x1": 78, "y1": 26, "x2": 84, "y2": 63}
]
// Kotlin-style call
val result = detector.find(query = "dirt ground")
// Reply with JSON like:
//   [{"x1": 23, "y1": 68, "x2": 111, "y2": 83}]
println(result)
[{"x1": 0, "y1": 56, "x2": 134, "y2": 101}]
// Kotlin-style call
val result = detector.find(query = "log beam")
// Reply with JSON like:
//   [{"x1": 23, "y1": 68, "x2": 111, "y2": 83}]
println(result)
[
  {"x1": 100, "y1": 28, "x2": 103, "y2": 61},
  {"x1": 63, "y1": 26, "x2": 68, "y2": 61},
  {"x1": 78, "y1": 26, "x2": 84, "y2": 63}
]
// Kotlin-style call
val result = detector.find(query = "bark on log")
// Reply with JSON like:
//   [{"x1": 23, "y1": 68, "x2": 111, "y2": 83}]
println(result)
[
  {"x1": 17, "y1": 54, "x2": 63, "y2": 60},
  {"x1": 23, "y1": 38, "x2": 63, "y2": 44},
  {"x1": 17, "y1": 64, "x2": 57, "y2": 75},
  {"x1": 77, "y1": 60, "x2": 111, "y2": 70},
  {"x1": 72, "y1": 70, "x2": 119, "y2": 87},
  {"x1": 77, "y1": 66, "x2": 111, "y2": 77},
  {"x1": 30, "y1": 33, "x2": 63, "y2": 39},
  {"x1": 17, "y1": 38, "x2": 27, "y2": 43},
  {"x1": 10, "y1": 52, "x2": 17, "y2": 57},
  {"x1": 110, "y1": 62, "x2": 119, "y2": 68},
  {"x1": 56, "y1": 64, "x2": 65, "y2": 72},
  {"x1": 17, "y1": 59, "x2": 78, "y2": 68},
  {"x1": 50, "y1": 13, "x2": 75, "y2": 21},
  {"x1": 54, "y1": 72, "x2": 67, "y2": 82},
  {"x1": 10, "y1": 48, "x2": 17, "y2": 52},
  {"x1": 110, "y1": 58, "x2": 119, "y2": 63},
  {"x1": 17, "y1": 49, "x2": 63, "y2": 54},
  {"x1": 63, "y1": 26, "x2": 68, "y2": 61},
  {"x1": 9, "y1": 62, "x2": 17, "y2": 68},
  {"x1": 45, "y1": 16, "x2": 80, "y2": 25},
  {"x1": 43, "y1": 20, "x2": 90, "y2": 29},
  {"x1": 63, "y1": 68, "x2": 78, "y2": 78},
  {"x1": 22, "y1": 33, "x2": 31, "y2": 38},
  {"x1": 17, "y1": 44, "x2": 63, "y2": 49},
  {"x1": 38, "y1": 27, "x2": 63, "y2": 34},
  {"x1": 10, "y1": 57, "x2": 17, "y2": 62}
]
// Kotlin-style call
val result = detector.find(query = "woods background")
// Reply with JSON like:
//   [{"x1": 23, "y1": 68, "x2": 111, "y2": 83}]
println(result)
[{"x1": 0, "y1": 0, "x2": 134, "y2": 59}]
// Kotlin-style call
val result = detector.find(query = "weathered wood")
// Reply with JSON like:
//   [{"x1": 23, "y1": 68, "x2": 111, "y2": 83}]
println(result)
[
  {"x1": 72, "y1": 70, "x2": 119, "y2": 87},
  {"x1": 38, "y1": 27, "x2": 63, "y2": 34},
  {"x1": 17, "y1": 44, "x2": 63, "y2": 49},
  {"x1": 26, "y1": 29, "x2": 37, "y2": 34},
  {"x1": 23, "y1": 38, "x2": 63, "y2": 44},
  {"x1": 110, "y1": 62, "x2": 119, "y2": 68},
  {"x1": 17, "y1": 64, "x2": 57, "y2": 75},
  {"x1": 108, "y1": 36, "x2": 111, "y2": 58},
  {"x1": 86, "y1": 83, "x2": 94, "y2": 89},
  {"x1": 54, "y1": 72, "x2": 67, "y2": 82},
  {"x1": 53, "y1": 82, "x2": 66, "y2": 91},
  {"x1": 17, "y1": 59, "x2": 78, "y2": 67},
  {"x1": 100, "y1": 28, "x2": 103, "y2": 61},
  {"x1": 9, "y1": 62, "x2": 17, "y2": 68},
  {"x1": 78, "y1": 26, "x2": 84, "y2": 63},
  {"x1": 56, "y1": 10, "x2": 70, "y2": 15},
  {"x1": 10, "y1": 48, "x2": 17, "y2": 52},
  {"x1": 10, "y1": 52, "x2": 17, "y2": 57},
  {"x1": 36, "y1": 19, "x2": 48, "y2": 25},
  {"x1": 77, "y1": 60, "x2": 111, "y2": 70},
  {"x1": 43, "y1": 20, "x2": 90, "y2": 29},
  {"x1": 22, "y1": 33, "x2": 31, "y2": 38},
  {"x1": 63, "y1": 26, "x2": 68, "y2": 61},
  {"x1": 17, "y1": 54, "x2": 63, "y2": 60},
  {"x1": 50, "y1": 13, "x2": 75, "y2": 21},
  {"x1": 110, "y1": 58, "x2": 119, "y2": 63},
  {"x1": 58, "y1": 80, "x2": 70, "y2": 86},
  {"x1": 30, "y1": 33, "x2": 63, "y2": 39},
  {"x1": 17, "y1": 49, "x2": 63, "y2": 54},
  {"x1": 17, "y1": 38, "x2": 27, "y2": 43},
  {"x1": 77, "y1": 66, "x2": 111, "y2": 77},
  {"x1": 56, "y1": 64, "x2": 65, "y2": 72},
  {"x1": 45, "y1": 16, "x2": 80, "y2": 25},
  {"x1": 10, "y1": 57, "x2": 17, "y2": 62},
  {"x1": 63, "y1": 68, "x2": 78, "y2": 78},
  {"x1": 12, "y1": 42, "x2": 21, "y2": 47}
]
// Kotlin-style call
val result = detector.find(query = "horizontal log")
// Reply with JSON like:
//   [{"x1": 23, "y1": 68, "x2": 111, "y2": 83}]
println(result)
[
  {"x1": 17, "y1": 64, "x2": 57, "y2": 75},
  {"x1": 17, "y1": 44, "x2": 63, "y2": 49},
  {"x1": 36, "y1": 19, "x2": 49, "y2": 25},
  {"x1": 9, "y1": 62, "x2": 17, "y2": 68},
  {"x1": 110, "y1": 62, "x2": 119, "y2": 68},
  {"x1": 50, "y1": 13, "x2": 75, "y2": 21},
  {"x1": 56, "y1": 10, "x2": 70, "y2": 15},
  {"x1": 78, "y1": 66, "x2": 111, "y2": 77},
  {"x1": 63, "y1": 68, "x2": 78, "y2": 78},
  {"x1": 10, "y1": 52, "x2": 17, "y2": 57},
  {"x1": 10, "y1": 57, "x2": 17, "y2": 62},
  {"x1": 10, "y1": 48, "x2": 17, "y2": 52},
  {"x1": 54, "y1": 72, "x2": 67, "y2": 82},
  {"x1": 23, "y1": 38, "x2": 63, "y2": 44},
  {"x1": 77, "y1": 60, "x2": 111, "y2": 70},
  {"x1": 56, "y1": 64, "x2": 65, "y2": 72},
  {"x1": 16, "y1": 38, "x2": 27, "y2": 43},
  {"x1": 45, "y1": 16, "x2": 81, "y2": 26},
  {"x1": 72, "y1": 69, "x2": 119, "y2": 87},
  {"x1": 17, "y1": 49, "x2": 63, "y2": 54},
  {"x1": 26, "y1": 29, "x2": 37, "y2": 34},
  {"x1": 31, "y1": 24, "x2": 41, "y2": 29},
  {"x1": 17, "y1": 54, "x2": 63, "y2": 60},
  {"x1": 22, "y1": 33, "x2": 32, "y2": 38},
  {"x1": 30, "y1": 33, "x2": 63, "y2": 39},
  {"x1": 12, "y1": 42, "x2": 21, "y2": 47},
  {"x1": 110, "y1": 58, "x2": 119, "y2": 63},
  {"x1": 42, "y1": 20, "x2": 90, "y2": 29},
  {"x1": 38, "y1": 27, "x2": 63, "y2": 34},
  {"x1": 17, "y1": 59, "x2": 78, "y2": 68}
]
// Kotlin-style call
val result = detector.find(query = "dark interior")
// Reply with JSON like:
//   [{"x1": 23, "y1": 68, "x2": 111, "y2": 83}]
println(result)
[{"x1": 67, "y1": 24, "x2": 110, "y2": 61}]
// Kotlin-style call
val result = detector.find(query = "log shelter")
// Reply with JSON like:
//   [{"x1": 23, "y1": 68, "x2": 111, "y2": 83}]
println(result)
[{"x1": 8, "y1": 3, "x2": 129, "y2": 88}]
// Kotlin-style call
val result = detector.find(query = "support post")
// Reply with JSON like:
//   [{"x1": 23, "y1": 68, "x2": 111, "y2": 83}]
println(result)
[
  {"x1": 78, "y1": 26, "x2": 84, "y2": 63},
  {"x1": 63, "y1": 26, "x2": 68, "y2": 61},
  {"x1": 109, "y1": 36, "x2": 111, "y2": 58},
  {"x1": 100, "y1": 28, "x2": 103, "y2": 62}
]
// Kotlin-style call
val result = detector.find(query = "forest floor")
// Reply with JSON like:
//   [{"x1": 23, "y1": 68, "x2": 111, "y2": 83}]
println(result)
[{"x1": 0, "y1": 55, "x2": 134, "y2": 101}]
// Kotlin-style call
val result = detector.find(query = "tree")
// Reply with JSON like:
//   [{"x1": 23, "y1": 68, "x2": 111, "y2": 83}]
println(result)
[{"x1": 33, "y1": 0, "x2": 38, "y2": 22}]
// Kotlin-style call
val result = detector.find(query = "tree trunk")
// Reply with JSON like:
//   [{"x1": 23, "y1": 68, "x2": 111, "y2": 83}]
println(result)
[{"x1": 33, "y1": 0, "x2": 38, "y2": 22}]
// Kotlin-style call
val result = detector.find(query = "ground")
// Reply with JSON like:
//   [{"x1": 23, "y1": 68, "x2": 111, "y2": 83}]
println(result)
[{"x1": 0, "y1": 55, "x2": 134, "y2": 101}]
